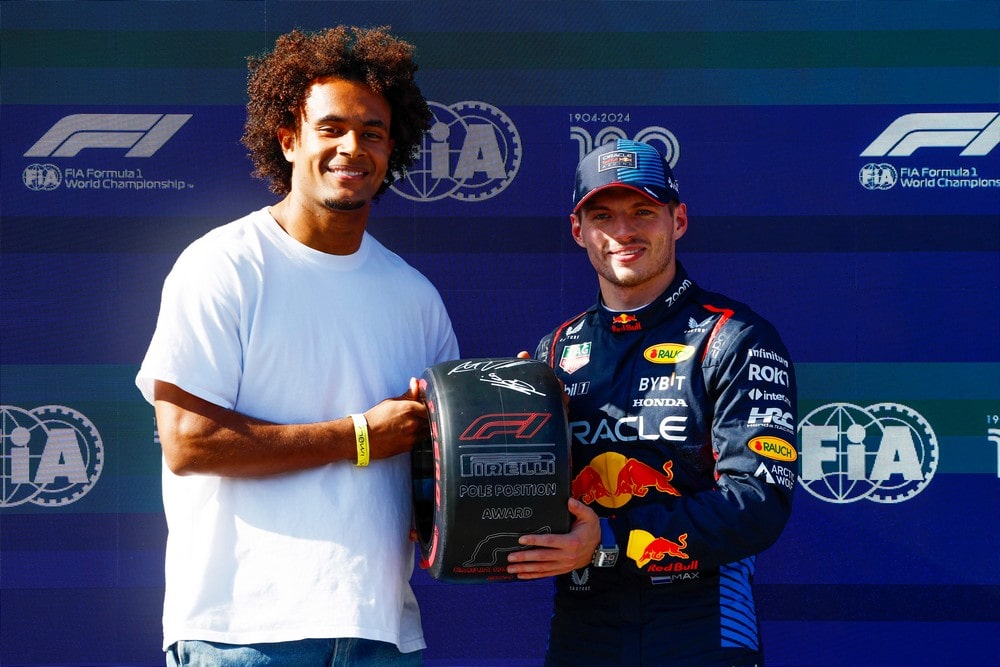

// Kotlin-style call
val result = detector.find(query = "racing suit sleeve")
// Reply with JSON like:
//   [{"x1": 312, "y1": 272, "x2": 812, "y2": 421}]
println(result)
[
  {"x1": 534, "y1": 332, "x2": 556, "y2": 368},
  {"x1": 580, "y1": 318, "x2": 796, "y2": 574}
]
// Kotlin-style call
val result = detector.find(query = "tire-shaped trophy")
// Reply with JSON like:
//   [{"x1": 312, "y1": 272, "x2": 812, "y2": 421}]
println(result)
[{"x1": 413, "y1": 358, "x2": 572, "y2": 582}]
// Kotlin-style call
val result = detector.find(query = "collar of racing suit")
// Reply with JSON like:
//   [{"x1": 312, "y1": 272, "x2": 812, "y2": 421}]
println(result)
[{"x1": 596, "y1": 261, "x2": 695, "y2": 333}]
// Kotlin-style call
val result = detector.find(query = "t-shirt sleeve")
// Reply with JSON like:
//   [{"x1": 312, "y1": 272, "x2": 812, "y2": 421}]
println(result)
[
  {"x1": 135, "y1": 243, "x2": 244, "y2": 409},
  {"x1": 431, "y1": 297, "x2": 460, "y2": 365},
  {"x1": 617, "y1": 315, "x2": 797, "y2": 571}
]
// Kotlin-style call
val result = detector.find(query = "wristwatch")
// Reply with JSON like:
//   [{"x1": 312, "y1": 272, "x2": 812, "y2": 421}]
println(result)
[{"x1": 591, "y1": 517, "x2": 619, "y2": 568}]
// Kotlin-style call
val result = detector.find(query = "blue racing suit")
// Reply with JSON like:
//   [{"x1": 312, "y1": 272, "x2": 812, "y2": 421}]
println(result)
[{"x1": 534, "y1": 263, "x2": 797, "y2": 667}]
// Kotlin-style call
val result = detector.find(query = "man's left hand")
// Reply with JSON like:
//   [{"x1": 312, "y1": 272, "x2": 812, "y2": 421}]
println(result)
[{"x1": 505, "y1": 498, "x2": 601, "y2": 579}]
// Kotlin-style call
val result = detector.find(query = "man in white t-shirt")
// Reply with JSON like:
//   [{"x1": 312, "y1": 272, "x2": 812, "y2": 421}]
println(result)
[{"x1": 136, "y1": 26, "x2": 459, "y2": 666}]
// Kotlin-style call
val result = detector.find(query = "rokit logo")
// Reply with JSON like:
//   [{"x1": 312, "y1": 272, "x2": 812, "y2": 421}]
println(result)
[
  {"x1": 391, "y1": 100, "x2": 521, "y2": 202},
  {"x1": 22, "y1": 113, "x2": 194, "y2": 192},
  {"x1": 797, "y1": 402, "x2": 938, "y2": 504},
  {"x1": 859, "y1": 112, "x2": 1000, "y2": 192},
  {"x1": 1, "y1": 405, "x2": 104, "y2": 508}
]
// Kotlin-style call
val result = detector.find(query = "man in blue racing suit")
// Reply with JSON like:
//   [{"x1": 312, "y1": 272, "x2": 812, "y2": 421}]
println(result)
[{"x1": 507, "y1": 139, "x2": 797, "y2": 666}]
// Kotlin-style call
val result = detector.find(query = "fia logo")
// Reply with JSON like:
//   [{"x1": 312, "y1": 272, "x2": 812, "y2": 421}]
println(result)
[
  {"x1": 859, "y1": 163, "x2": 899, "y2": 190},
  {"x1": 1, "y1": 405, "x2": 104, "y2": 507},
  {"x1": 797, "y1": 402, "x2": 938, "y2": 504},
  {"x1": 391, "y1": 100, "x2": 522, "y2": 202}
]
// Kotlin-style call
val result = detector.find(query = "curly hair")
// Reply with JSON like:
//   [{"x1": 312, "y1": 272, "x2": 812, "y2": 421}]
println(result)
[{"x1": 241, "y1": 26, "x2": 432, "y2": 197}]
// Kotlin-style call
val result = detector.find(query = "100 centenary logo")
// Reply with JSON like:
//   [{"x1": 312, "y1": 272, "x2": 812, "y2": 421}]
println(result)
[{"x1": 1, "y1": 405, "x2": 104, "y2": 507}]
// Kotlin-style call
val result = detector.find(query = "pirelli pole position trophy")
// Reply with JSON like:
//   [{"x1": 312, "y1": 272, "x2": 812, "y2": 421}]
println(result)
[{"x1": 413, "y1": 358, "x2": 572, "y2": 582}]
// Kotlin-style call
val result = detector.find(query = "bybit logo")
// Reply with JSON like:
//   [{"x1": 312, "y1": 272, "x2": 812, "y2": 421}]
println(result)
[
  {"x1": 861, "y1": 112, "x2": 1000, "y2": 157},
  {"x1": 24, "y1": 113, "x2": 191, "y2": 158}
]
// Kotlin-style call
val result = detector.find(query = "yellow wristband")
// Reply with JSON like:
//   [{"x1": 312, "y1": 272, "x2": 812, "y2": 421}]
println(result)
[{"x1": 350, "y1": 413, "x2": 370, "y2": 467}]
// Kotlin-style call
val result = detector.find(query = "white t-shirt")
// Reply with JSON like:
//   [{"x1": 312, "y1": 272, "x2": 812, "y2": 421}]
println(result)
[{"x1": 136, "y1": 208, "x2": 459, "y2": 651}]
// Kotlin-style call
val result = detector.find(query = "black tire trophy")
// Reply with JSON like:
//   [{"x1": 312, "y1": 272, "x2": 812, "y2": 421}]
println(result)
[{"x1": 413, "y1": 358, "x2": 572, "y2": 582}]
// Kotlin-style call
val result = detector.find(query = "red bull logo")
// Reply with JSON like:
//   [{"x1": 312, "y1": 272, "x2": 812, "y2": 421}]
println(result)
[
  {"x1": 647, "y1": 560, "x2": 699, "y2": 574},
  {"x1": 571, "y1": 465, "x2": 611, "y2": 504},
  {"x1": 571, "y1": 452, "x2": 680, "y2": 508},
  {"x1": 610, "y1": 313, "x2": 641, "y2": 333},
  {"x1": 627, "y1": 529, "x2": 690, "y2": 568},
  {"x1": 643, "y1": 343, "x2": 695, "y2": 364}
]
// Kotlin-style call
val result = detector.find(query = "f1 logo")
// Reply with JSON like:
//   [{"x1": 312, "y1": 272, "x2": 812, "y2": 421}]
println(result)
[
  {"x1": 861, "y1": 112, "x2": 1000, "y2": 157},
  {"x1": 24, "y1": 113, "x2": 192, "y2": 158},
  {"x1": 459, "y1": 413, "x2": 551, "y2": 440}
]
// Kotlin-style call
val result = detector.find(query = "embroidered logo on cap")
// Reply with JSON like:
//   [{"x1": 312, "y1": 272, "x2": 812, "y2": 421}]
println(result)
[{"x1": 598, "y1": 151, "x2": 637, "y2": 172}]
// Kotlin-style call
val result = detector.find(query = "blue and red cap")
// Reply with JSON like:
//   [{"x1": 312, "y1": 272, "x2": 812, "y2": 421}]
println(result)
[{"x1": 572, "y1": 139, "x2": 680, "y2": 213}]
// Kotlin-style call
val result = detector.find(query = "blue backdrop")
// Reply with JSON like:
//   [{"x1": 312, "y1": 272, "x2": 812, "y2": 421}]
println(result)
[{"x1": 2, "y1": 2, "x2": 999, "y2": 665}]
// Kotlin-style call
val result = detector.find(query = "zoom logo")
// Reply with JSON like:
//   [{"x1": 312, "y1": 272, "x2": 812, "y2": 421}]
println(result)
[
  {"x1": 391, "y1": 101, "x2": 522, "y2": 202},
  {"x1": 24, "y1": 113, "x2": 191, "y2": 158},
  {"x1": 861, "y1": 112, "x2": 1000, "y2": 157}
]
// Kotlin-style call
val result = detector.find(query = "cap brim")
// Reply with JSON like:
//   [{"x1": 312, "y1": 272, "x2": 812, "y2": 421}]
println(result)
[{"x1": 573, "y1": 183, "x2": 669, "y2": 214}]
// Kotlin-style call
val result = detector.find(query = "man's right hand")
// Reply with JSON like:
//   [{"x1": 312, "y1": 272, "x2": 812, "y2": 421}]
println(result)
[
  {"x1": 364, "y1": 377, "x2": 430, "y2": 460},
  {"x1": 154, "y1": 378, "x2": 429, "y2": 477}
]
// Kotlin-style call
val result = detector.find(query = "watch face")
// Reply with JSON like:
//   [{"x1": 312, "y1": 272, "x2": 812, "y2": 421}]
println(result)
[
  {"x1": 592, "y1": 517, "x2": 619, "y2": 567},
  {"x1": 592, "y1": 548, "x2": 619, "y2": 568}
]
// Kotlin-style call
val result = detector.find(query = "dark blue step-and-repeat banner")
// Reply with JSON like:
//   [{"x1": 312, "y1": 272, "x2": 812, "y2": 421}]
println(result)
[{"x1": 2, "y1": 3, "x2": 998, "y2": 666}]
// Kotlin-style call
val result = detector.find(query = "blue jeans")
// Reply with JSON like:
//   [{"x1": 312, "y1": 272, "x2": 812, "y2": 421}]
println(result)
[{"x1": 166, "y1": 638, "x2": 423, "y2": 667}]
